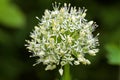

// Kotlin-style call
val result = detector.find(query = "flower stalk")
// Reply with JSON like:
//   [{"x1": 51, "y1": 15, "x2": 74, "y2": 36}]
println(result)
[{"x1": 62, "y1": 64, "x2": 71, "y2": 80}]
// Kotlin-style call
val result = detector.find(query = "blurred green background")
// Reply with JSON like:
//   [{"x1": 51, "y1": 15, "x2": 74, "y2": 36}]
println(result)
[{"x1": 0, "y1": 0, "x2": 120, "y2": 80}]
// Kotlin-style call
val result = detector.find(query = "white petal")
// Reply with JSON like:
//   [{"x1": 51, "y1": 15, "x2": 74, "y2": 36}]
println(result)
[
  {"x1": 45, "y1": 65, "x2": 56, "y2": 70},
  {"x1": 59, "y1": 68, "x2": 63, "y2": 76},
  {"x1": 74, "y1": 61, "x2": 80, "y2": 65}
]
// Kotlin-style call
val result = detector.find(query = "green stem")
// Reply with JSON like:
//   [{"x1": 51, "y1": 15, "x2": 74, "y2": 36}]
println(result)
[{"x1": 62, "y1": 64, "x2": 71, "y2": 80}]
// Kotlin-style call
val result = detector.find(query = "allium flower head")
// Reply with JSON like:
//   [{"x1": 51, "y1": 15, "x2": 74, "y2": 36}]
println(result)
[{"x1": 25, "y1": 3, "x2": 99, "y2": 75}]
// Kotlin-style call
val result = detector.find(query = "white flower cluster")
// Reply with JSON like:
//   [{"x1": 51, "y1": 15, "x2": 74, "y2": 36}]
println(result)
[{"x1": 25, "y1": 3, "x2": 99, "y2": 75}]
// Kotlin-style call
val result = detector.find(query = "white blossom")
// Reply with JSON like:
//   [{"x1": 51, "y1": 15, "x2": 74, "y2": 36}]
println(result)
[{"x1": 25, "y1": 3, "x2": 99, "y2": 75}]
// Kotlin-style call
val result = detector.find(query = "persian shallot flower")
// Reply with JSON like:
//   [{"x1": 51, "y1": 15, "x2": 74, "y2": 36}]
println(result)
[{"x1": 25, "y1": 3, "x2": 99, "y2": 75}]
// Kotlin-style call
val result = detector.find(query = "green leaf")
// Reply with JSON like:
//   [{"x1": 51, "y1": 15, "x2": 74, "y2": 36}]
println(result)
[
  {"x1": 105, "y1": 43, "x2": 120, "y2": 65},
  {"x1": 0, "y1": 0, "x2": 26, "y2": 28}
]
